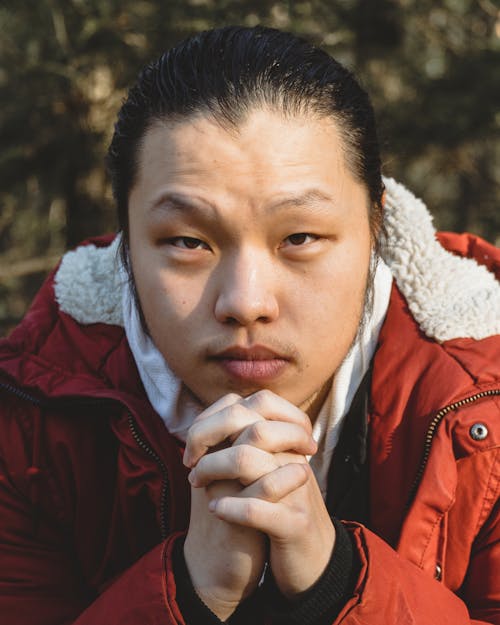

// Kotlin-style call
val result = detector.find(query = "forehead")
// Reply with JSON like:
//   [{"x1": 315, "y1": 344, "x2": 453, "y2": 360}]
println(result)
[{"x1": 130, "y1": 109, "x2": 367, "y2": 218}]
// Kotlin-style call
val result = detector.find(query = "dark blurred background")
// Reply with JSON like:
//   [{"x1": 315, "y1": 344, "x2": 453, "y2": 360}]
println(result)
[{"x1": 1, "y1": 0, "x2": 499, "y2": 336}]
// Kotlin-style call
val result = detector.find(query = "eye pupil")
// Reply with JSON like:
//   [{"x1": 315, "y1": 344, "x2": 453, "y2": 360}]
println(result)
[
  {"x1": 288, "y1": 233, "x2": 308, "y2": 245},
  {"x1": 184, "y1": 237, "x2": 201, "y2": 249}
]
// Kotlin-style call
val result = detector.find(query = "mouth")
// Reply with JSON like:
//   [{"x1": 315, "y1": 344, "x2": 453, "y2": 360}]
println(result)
[{"x1": 209, "y1": 345, "x2": 290, "y2": 382}]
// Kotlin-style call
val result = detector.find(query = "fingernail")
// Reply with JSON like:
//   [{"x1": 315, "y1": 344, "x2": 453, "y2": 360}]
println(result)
[
  {"x1": 208, "y1": 499, "x2": 217, "y2": 512},
  {"x1": 188, "y1": 471, "x2": 196, "y2": 485}
]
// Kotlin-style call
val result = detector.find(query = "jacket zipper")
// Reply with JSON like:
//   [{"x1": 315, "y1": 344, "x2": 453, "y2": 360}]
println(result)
[
  {"x1": 406, "y1": 388, "x2": 500, "y2": 508},
  {"x1": 127, "y1": 412, "x2": 170, "y2": 539},
  {"x1": 0, "y1": 380, "x2": 170, "y2": 539},
  {"x1": 0, "y1": 380, "x2": 45, "y2": 405}
]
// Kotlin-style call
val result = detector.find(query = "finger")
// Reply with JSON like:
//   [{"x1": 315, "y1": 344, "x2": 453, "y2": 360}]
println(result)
[
  {"x1": 193, "y1": 393, "x2": 242, "y2": 422},
  {"x1": 189, "y1": 444, "x2": 278, "y2": 487},
  {"x1": 209, "y1": 497, "x2": 285, "y2": 536},
  {"x1": 184, "y1": 402, "x2": 264, "y2": 467},
  {"x1": 243, "y1": 390, "x2": 313, "y2": 434},
  {"x1": 233, "y1": 420, "x2": 317, "y2": 456},
  {"x1": 208, "y1": 467, "x2": 309, "y2": 536},
  {"x1": 240, "y1": 463, "x2": 310, "y2": 503},
  {"x1": 184, "y1": 393, "x2": 241, "y2": 466}
]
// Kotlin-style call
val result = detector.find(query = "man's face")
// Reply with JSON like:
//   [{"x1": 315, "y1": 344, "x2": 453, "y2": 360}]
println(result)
[{"x1": 128, "y1": 109, "x2": 372, "y2": 413}]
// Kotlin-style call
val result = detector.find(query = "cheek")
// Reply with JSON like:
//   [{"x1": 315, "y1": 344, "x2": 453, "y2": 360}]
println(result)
[
  {"x1": 131, "y1": 253, "x2": 207, "y2": 338},
  {"x1": 299, "y1": 244, "x2": 369, "y2": 313},
  {"x1": 143, "y1": 274, "x2": 203, "y2": 327},
  {"x1": 295, "y1": 287, "x2": 363, "y2": 347},
  {"x1": 294, "y1": 245, "x2": 370, "y2": 348},
  {"x1": 138, "y1": 280, "x2": 203, "y2": 369}
]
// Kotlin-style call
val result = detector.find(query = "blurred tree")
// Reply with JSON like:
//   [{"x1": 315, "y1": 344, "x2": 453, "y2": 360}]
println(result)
[{"x1": 0, "y1": 0, "x2": 499, "y2": 334}]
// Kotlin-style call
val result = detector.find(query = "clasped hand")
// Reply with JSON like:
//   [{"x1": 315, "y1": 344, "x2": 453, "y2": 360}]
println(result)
[{"x1": 183, "y1": 391, "x2": 336, "y2": 620}]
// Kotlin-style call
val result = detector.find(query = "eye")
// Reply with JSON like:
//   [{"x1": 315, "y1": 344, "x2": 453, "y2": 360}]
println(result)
[
  {"x1": 167, "y1": 236, "x2": 210, "y2": 250},
  {"x1": 282, "y1": 233, "x2": 319, "y2": 247}
]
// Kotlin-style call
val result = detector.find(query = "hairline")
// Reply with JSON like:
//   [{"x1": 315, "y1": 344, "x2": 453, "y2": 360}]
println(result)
[{"x1": 120, "y1": 105, "x2": 382, "y2": 308}]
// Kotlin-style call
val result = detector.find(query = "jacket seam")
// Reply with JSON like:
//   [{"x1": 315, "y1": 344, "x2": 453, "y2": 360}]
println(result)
[
  {"x1": 417, "y1": 489, "x2": 457, "y2": 570},
  {"x1": 476, "y1": 448, "x2": 500, "y2": 533},
  {"x1": 434, "y1": 344, "x2": 478, "y2": 386},
  {"x1": 417, "y1": 513, "x2": 442, "y2": 570},
  {"x1": 4, "y1": 349, "x2": 117, "y2": 391},
  {"x1": 96, "y1": 334, "x2": 130, "y2": 383}
]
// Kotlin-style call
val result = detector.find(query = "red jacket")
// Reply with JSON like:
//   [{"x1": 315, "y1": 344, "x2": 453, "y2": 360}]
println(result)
[{"x1": 0, "y1": 226, "x2": 498, "y2": 625}]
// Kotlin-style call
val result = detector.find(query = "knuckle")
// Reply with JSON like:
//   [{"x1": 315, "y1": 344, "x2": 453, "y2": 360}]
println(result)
[
  {"x1": 233, "y1": 444, "x2": 252, "y2": 473},
  {"x1": 249, "y1": 389, "x2": 273, "y2": 411},
  {"x1": 223, "y1": 404, "x2": 251, "y2": 440},
  {"x1": 185, "y1": 423, "x2": 201, "y2": 448},
  {"x1": 292, "y1": 509, "x2": 309, "y2": 533},
  {"x1": 296, "y1": 461, "x2": 311, "y2": 477},
  {"x1": 289, "y1": 422, "x2": 306, "y2": 443},
  {"x1": 243, "y1": 500, "x2": 259, "y2": 525},
  {"x1": 290, "y1": 463, "x2": 310, "y2": 487},
  {"x1": 248, "y1": 420, "x2": 268, "y2": 445},
  {"x1": 299, "y1": 509, "x2": 311, "y2": 530},
  {"x1": 195, "y1": 454, "x2": 209, "y2": 474},
  {"x1": 260, "y1": 475, "x2": 278, "y2": 500},
  {"x1": 297, "y1": 412, "x2": 311, "y2": 432},
  {"x1": 257, "y1": 388, "x2": 274, "y2": 402},
  {"x1": 228, "y1": 402, "x2": 250, "y2": 424}
]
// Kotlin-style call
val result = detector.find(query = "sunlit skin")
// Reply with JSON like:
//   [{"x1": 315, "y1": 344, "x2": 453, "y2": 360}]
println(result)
[
  {"x1": 128, "y1": 109, "x2": 374, "y2": 619},
  {"x1": 129, "y1": 109, "x2": 372, "y2": 416}
]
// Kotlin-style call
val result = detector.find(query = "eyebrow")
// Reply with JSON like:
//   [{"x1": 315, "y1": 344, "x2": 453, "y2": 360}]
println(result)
[
  {"x1": 269, "y1": 189, "x2": 336, "y2": 211},
  {"x1": 148, "y1": 189, "x2": 336, "y2": 216},
  {"x1": 148, "y1": 193, "x2": 213, "y2": 215}
]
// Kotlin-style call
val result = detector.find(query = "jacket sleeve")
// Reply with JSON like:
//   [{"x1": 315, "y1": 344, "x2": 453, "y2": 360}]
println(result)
[
  {"x1": 0, "y1": 395, "x2": 189, "y2": 625},
  {"x1": 0, "y1": 471, "x2": 186, "y2": 625},
  {"x1": 72, "y1": 534, "x2": 186, "y2": 625},
  {"x1": 336, "y1": 522, "x2": 500, "y2": 625},
  {"x1": 0, "y1": 448, "x2": 188, "y2": 625}
]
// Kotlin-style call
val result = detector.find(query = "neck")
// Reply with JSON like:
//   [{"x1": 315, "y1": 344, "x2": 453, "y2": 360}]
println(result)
[{"x1": 301, "y1": 377, "x2": 333, "y2": 424}]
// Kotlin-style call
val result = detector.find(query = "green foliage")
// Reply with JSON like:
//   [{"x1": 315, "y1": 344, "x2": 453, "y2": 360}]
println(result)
[{"x1": 1, "y1": 0, "x2": 499, "y2": 334}]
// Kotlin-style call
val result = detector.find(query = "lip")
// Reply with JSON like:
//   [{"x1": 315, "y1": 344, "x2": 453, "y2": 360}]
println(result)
[
  {"x1": 210, "y1": 345, "x2": 290, "y2": 382},
  {"x1": 212, "y1": 345, "x2": 289, "y2": 360}
]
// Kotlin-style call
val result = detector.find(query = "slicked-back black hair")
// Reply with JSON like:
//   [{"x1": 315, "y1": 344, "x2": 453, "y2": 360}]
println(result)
[{"x1": 107, "y1": 25, "x2": 384, "y2": 257}]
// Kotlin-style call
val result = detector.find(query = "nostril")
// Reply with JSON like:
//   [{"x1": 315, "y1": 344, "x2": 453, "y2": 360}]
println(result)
[{"x1": 214, "y1": 294, "x2": 279, "y2": 326}]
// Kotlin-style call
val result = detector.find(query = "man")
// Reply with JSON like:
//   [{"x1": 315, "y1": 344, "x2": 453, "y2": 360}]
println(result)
[{"x1": 0, "y1": 26, "x2": 499, "y2": 624}]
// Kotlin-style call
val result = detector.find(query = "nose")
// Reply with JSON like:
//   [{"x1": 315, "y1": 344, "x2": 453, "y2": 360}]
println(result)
[{"x1": 214, "y1": 249, "x2": 279, "y2": 326}]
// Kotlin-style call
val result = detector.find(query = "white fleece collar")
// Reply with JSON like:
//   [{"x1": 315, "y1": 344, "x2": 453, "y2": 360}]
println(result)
[
  {"x1": 381, "y1": 178, "x2": 499, "y2": 341},
  {"x1": 54, "y1": 178, "x2": 500, "y2": 341}
]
